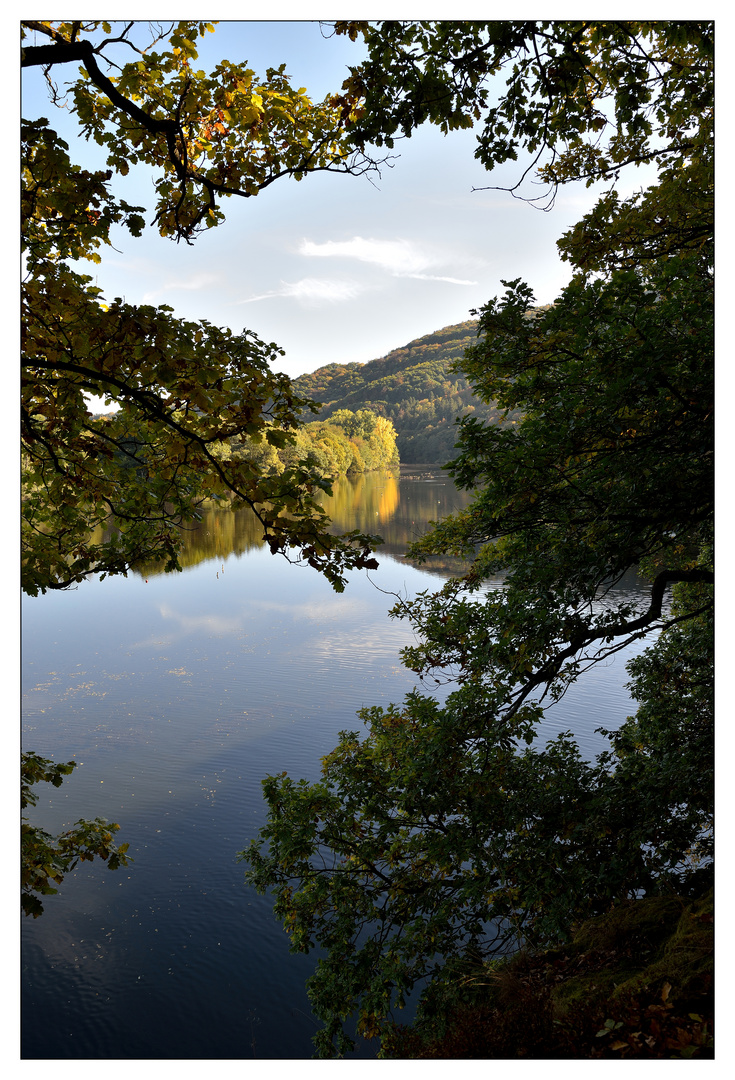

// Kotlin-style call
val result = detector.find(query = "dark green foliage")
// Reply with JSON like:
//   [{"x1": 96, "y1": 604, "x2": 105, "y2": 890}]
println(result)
[
  {"x1": 242, "y1": 602, "x2": 712, "y2": 1053},
  {"x1": 336, "y1": 21, "x2": 713, "y2": 210},
  {"x1": 381, "y1": 891, "x2": 713, "y2": 1058},
  {"x1": 242, "y1": 20, "x2": 712, "y2": 1058},
  {"x1": 21, "y1": 752, "x2": 132, "y2": 917},
  {"x1": 596, "y1": 581, "x2": 714, "y2": 891}
]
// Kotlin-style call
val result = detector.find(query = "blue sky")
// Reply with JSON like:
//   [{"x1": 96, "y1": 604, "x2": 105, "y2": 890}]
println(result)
[{"x1": 20, "y1": 17, "x2": 662, "y2": 380}]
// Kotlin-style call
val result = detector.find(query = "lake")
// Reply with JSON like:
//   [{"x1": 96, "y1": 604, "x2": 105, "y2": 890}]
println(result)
[{"x1": 21, "y1": 469, "x2": 653, "y2": 1059}]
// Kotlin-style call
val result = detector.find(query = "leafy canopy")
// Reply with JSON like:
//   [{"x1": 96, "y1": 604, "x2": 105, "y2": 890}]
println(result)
[
  {"x1": 242, "y1": 20, "x2": 713, "y2": 1057},
  {"x1": 21, "y1": 21, "x2": 385, "y2": 596},
  {"x1": 23, "y1": 20, "x2": 379, "y2": 240},
  {"x1": 335, "y1": 20, "x2": 712, "y2": 210}
]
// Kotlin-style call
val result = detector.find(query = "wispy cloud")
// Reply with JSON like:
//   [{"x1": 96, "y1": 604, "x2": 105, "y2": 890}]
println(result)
[
  {"x1": 301, "y1": 237, "x2": 427, "y2": 275},
  {"x1": 240, "y1": 277, "x2": 362, "y2": 306},
  {"x1": 239, "y1": 237, "x2": 478, "y2": 307},
  {"x1": 406, "y1": 272, "x2": 480, "y2": 285},
  {"x1": 299, "y1": 236, "x2": 477, "y2": 285},
  {"x1": 142, "y1": 273, "x2": 218, "y2": 303}
]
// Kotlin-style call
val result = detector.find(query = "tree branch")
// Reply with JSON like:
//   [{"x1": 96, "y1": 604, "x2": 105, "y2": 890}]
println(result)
[{"x1": 506, "y1": 567, "x2": 713, "y2": 717}]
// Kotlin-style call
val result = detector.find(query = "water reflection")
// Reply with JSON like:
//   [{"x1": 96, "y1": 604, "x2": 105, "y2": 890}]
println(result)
[
  {"x1": 21, "y1": 466, "x2": 654, "y2": 1060},
  {"x1": 22, "y1": 514, "x2": 459, "y2": 1059},
  {"x1": 130, "y1": 469, "x2": 475, "y2": 580}
]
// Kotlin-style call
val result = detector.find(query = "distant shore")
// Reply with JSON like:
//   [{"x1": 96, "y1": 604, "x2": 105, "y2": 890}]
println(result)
[{"x1": 399, "y1": 463, "x2": 450, "y2": 481}]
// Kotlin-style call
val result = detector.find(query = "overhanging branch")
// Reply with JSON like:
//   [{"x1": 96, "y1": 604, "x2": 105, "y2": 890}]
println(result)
[{"x1": 506, "y1": 567, "x2": 713, "y2": 717}]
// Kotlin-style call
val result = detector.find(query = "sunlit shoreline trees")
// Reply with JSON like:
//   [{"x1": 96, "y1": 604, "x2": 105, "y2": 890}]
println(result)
[{"x1": 227, "y1": 408, "x2": 400, "y2": 483}]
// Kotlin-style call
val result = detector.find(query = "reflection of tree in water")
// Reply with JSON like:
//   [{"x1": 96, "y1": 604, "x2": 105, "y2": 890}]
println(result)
[
  {"x1": 130, "y1": 471, "x2": 475, "y2": 578},
  {"x1": 368, "y1": 476, "x2": 476, "y2": 578},
  {"x1": 318, "y1": 471, "x2": 401, "y2": 532},
  {"x1": 133, "y1": 503, "x2": 269, "y2": 575}
]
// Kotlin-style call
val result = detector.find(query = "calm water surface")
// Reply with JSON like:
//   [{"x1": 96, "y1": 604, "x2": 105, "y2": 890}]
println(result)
[{"x1": 22, "y1": 470, "x2": 653, "y2": 1059}]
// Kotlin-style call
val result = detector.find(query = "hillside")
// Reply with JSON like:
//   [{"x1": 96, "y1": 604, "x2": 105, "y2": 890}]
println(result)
[{"x1": 293, "y1": 320, "x2": 498, "y2": 464}]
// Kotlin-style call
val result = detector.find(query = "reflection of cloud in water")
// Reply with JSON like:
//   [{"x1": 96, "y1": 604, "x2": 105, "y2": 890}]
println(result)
[
  {"x1": 307, "y1": 623, "x2": 416, "y2": 668},
  {"x1": 128, "y1": 595, "x2": 375, "y2": 650},
  {"x1": 251, "y1": 595, "x2": 372, "y2": 623},
  {"x1": 158, "y1": 604, "x2": 245, "y2": 636},
  {"x1": 127, "y1": 604, "x2": 245, "y2": 648}
]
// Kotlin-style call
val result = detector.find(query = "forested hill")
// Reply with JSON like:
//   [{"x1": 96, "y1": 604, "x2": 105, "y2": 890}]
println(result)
[{"x1": 293, "y1": 320, "x2": 498, "y2": 464}]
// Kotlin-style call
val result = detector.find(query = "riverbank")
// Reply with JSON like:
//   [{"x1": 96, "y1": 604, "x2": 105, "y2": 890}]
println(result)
[{"x1": 381, "y1": 889, "x2": 714, "y2": 1059}]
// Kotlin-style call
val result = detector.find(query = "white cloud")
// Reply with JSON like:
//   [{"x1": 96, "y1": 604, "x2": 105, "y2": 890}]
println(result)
[
  {"x1": 407, "y1": 272, "x2": 479, "y2": 285},
  {"x1": 299, "y1": 236, "x2": 477, "y2": 285},
  {"x1": 142, "y1": 273, "x2": 218, "y2": 303},
  {"x1": 300, "y1": 236, "x2": 428, "y2": 275},
  {"x1": 240, "y1": 277, "x2": 362, "y2": 306},
  {"x1": 238, "y1": 238, "x2": 478, "y2": 309}
]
